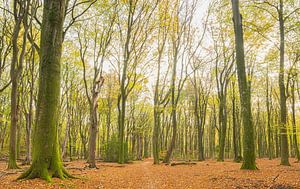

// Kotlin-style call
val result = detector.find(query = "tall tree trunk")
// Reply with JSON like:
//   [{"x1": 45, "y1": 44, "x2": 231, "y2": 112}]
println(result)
[
  {"x1": 266, "y1": 69, "x2": 273, "y2": 160},
  {"x1": 24, "y1": 47, "x2": 35, "y2": 165},
  {"x1": 231, "y1": 0, "x2": 256, "y2": 169},
  {"x1": 218, "y1": 96, "x2": 227, "y2": 162},
  {"x1": 153, "y1": 108, "x2": 160, "y2": 164},
  {"x1": 163, "y1": 47, "x2": 178, "y2": 164},
  {"x1": 291, "y1": 79, "x2": 300, "y2": 161},
  {"x1": 232, "y1": 82, "x2": 239, "y2": 162},
  {"x1": 8, "y1": 0, "x2": 29, "y2": 169},
  {"x1": 18, "y1": 0, "x2": 73, "y2": 181},
  {"x1": 153, "y1": 50, "x2": 163, "y2": 164},
  {"x1": 106, "y1": 102, "x2": 111, "y2": 142},
  {"x1": 278, "y1": 0, "x2": 290, "y2": 166},
  {"x1": 144, "y1": 136, "x2": 149, "y2": 158},
  {"x1": 88, "y1": 105, "x2": 98, "y2": 168}
]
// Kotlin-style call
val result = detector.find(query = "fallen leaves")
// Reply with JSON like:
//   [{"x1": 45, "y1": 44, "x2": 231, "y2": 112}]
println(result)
[{"x1": 0, "y1": 158, "x2": 300, "y2": 188}]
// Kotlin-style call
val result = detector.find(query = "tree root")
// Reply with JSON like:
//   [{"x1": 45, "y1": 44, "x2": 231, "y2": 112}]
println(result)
[
  {"x1": 18, "y1": 165, "x2": 76, "y2": 182},
  {"x1": 0, "y1": 170, "x2": 22, "y2": 178}
]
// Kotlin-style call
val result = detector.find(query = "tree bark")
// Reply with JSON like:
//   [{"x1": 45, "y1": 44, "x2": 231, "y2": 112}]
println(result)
[
  {"x1": 232, "y1": 81, "x2": 239, "y2": 162},
  {"x1": 278, "y1": 0, "x2": 290, "y2": 166},
  {"x1": 291, "y1": 78, "x2": 300, "y2": 161},
  {"x1": 18, "y1": 0, "x2": 73, "y2": 181},
  {"x1": 8, "y1": 0, "x2": 30, "y2": 169},
  {"x1": 231, "y1": 0, "x2": 256, "y2": 170},
  {"x1": 266, "y1": 68, "x2": 273, "y2": 160}
]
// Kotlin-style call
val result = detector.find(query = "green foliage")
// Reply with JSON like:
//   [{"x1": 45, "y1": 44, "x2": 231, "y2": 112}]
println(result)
[{"x1": 103, "y1": 135, "x2": 131, "y2": 162}]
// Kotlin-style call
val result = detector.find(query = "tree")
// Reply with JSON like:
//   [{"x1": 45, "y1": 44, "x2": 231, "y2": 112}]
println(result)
[
  {"x1": 278, "y1": 0, "x2": 290, "y2": 166},
  {"x1": 153, "y1": 0, "x2": 171, "y2": 165},
  {"x1": 163, "y1": 0, "x2": 199, "y2": 164},
  {"x1": 8, "y1": 0, "x2": 30, "y2": 169},
  {"x1": 18, "y1": 0, "x2": 72, "y2": 180},
  {"x1": 231, "y1": 0, "x2": 257, "y2": 170},
  {"x1": 252, "y1": 0, "x2": 300, "y2": 166},
  {"x1": 116, "y1": 0, "x2": 158, "y2": 164},
  {"x1": 78, "y1": 2, "x2": 116, "y2": 167},
  {"x1": 212, "y1": 35, "x2": 234, "y2": 162}
]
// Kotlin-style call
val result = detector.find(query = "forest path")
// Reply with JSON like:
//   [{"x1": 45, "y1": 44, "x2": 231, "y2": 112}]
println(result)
[
  {"x1": 136, "y1": 159, "x2": 158, "y2": 189},
  {"x1": 1, "y1": 158, "x2": 300, "y2": 188}
]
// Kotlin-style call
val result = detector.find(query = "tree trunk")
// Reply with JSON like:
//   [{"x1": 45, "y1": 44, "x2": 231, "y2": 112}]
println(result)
[
  {"x1": 18, "y1": 0, "x2": 73, "y2": 181},
  {"x1": 8, "y1": 0, "x2": 27, "y2": 169},
  {"x1": 163, "y1": 47, "x2": 178, "y2": 164},
  {"x1": 153, "y1": 109, "x2": 160, "y2": 164},
  {"x1": 231, "y1": 0, "x2": 256, "y2": 169},
  {"x1": 144, "y1": 136, "x2": 149, "y2": 158},
  {"x1": 88, "y1": 105, "x2": 98, "y2": 168},
  {"x1": 232, "y1": 82, "x2": 239, "y2": 162},
  {"x1": 218, "y1": 96, "x2": 227, "y2": 162},
  {"x1": 291, "y1": 79, "x2": 300, "y2": 161},
  {"x1": 266, "y1": 69, "x2": 273, "y2": 160},
  {"x1": 278, "y1": 0, "x2": 290, "y2": 166}
]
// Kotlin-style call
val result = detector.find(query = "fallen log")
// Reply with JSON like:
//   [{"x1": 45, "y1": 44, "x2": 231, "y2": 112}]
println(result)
[{"x1": 170, "y1": 162, "x2": 197, "y2": 166}]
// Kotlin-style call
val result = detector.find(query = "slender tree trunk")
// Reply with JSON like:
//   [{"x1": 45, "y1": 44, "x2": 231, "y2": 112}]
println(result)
[
  {"x1": 274, "y1": 112, "x2": 280, "y2": 158},
  {"x1": 266, "y1": 70, "x2": 273, "y2": 160},
  {"x1": 106, "y1": 102, "x2": 111, "y2": 142},
  {"x1": 153, "y1": 51, "x2": 163, "y2": 164},
  {"x1": 218, "y1": 96, "x2": 227, "y2": 162},
  {"x1": 278, "y1": 0, "x2": 290, "y2": 166},
  {"x1": 24, "y1": 47, "x2": 35, "y2": 165},
  {"x1": 24, "y1": 113, "x2": 31, "y2": 164},
  {"x1": 232, "y1": 82, "x2": 239, "y2": 162},
  {"x1": 153, "y1": 108, "x2": 160, "y2": 164},
  {"x1": 163, "y1": 47, "x2": 178, "y2": 164},
  {"x1": 8, "y1": 0, "x2": 26, "y2": 169},
  {"x1": 231, "y1": 0, "x2": 256, "y2": 169},
  {"x1": 291, "y1": 79, "x2": 300, "y2": 161},
  {"x1": 62, "y1": 120, "x2": 71, "y2": 159}
]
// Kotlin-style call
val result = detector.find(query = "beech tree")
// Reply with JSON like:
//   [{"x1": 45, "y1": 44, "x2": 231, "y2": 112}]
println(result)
[
  {"x1": 231, "y1": 0, "x2": 257, "y2": 170},
  {"x1": 115, "y1": 0, "x2": 158, "y2": 164},
  {"x1": 8, "y1": 0, "x2": 31, "y2": 169},
  {"x1": 77, "y1": 2, "x2": 116, "y2": 168},
  {"x1": 18, "y1": 0, "x2": 72, "y2": 180},
  {"x1": 0, "y1": 0, "x2": 299, "y2": 184}
]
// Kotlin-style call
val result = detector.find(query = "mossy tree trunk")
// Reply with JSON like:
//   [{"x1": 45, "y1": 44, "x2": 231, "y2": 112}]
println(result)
[
  {"x1": 18, "y1": 0, "x2": 73, "y2": 181},
  {"x1": 231, "y1": 0, "x2": 257, "y2": 170}
]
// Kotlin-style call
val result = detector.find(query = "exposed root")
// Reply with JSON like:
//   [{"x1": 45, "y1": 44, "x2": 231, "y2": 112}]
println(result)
[
  {"x1": 17, "y1": 165, "x2": 76, "y2": 182},
  {"x1": 0, "y1": 170, "x2": 22, "y2": 178},
  {"x1": 241, "y1": 163, "x2": 258, "y2": 170}
]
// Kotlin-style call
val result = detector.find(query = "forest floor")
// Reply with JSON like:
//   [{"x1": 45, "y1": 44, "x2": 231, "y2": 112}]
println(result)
[{"x1": 0, "y1": 158, "x2": 300, "y2": 189}]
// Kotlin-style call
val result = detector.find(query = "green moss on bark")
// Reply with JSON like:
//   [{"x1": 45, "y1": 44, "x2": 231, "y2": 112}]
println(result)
[
  {"x1": 18, "y1": 0, "x2": 73, "y2": 181},
  {"x1": 231, "y1": 0, "x2": 257, "y2": 170}
]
